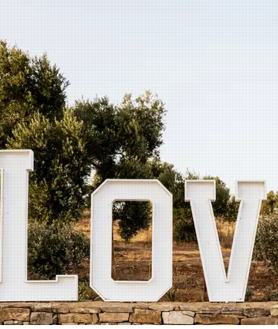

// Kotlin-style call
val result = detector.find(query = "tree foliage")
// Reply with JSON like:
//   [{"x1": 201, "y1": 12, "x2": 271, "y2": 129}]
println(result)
[
  {"x1": 74, "y1": 92, "x2": 166, "y2": 240},
  {"x1": 254, "y1": 214, "x2": 278, "y2": 273},
  {"x1": 8, "y1": 110, "x2": 91, "y2": 223},
  {"x1": 203, "y1": 175, "x2": 238, "y2": 219},
  {"x1": 261, "y1": 191, "x2": 278, "y2": 215},
  {"x1": 0, "y1": 40, "x2": 68, "y2": 148},
  {"x1": 156, "y1": 168, "x2": 239, "y2": 242},
  {"x1": 74, "y1": 92, "x2": 165, "y2": 182}
]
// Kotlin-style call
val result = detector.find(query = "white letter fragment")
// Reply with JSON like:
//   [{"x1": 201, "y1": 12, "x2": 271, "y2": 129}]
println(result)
[
  {"x1": 185, "y1": 180, "x2": 266, "y2": 302},
  {"x1": 0, "y1": 150, "x2": 78, "y2": 301},
  {"x1": 90, "y1": 179, "x2": 172, "y2": 301}
]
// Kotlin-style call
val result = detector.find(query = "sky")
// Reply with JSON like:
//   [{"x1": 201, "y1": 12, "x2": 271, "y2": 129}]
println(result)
[{"x1": 1, "y1": 0, "x2": 278, "y2": 193}]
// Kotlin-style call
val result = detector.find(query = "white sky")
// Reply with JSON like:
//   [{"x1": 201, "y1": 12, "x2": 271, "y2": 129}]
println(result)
[{"x1": 1, "y1": 0, "x2": 278, "y2": 193}]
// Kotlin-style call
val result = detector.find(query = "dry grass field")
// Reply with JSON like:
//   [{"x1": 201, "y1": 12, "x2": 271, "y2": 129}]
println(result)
[{"x1": 74, "y1": 211, "x2": 278, "y2": 302}]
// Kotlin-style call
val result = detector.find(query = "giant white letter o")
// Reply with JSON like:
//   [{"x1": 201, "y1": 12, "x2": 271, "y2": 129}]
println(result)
[{"x1": 90, "y1": 179, "x2": 172, "y2": 302}]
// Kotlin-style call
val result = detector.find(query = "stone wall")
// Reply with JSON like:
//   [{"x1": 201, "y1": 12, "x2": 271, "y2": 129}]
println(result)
[{"x1": 0, "y1": 302, "x2": 278, "y2": 325}]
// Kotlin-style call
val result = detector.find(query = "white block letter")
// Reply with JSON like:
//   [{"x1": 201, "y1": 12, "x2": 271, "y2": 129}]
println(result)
[
  {"x1": 0, "y1": 150, "x2": 78, "y2": 301},
  {"x1": 185, "y1": 180, "x2": 266, "y2": 302},
  {"x1": 90, "y1": 179, "x2": 172, "y2": 301}
]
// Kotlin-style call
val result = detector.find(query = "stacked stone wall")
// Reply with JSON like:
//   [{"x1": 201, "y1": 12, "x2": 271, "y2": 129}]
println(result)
[{"x1": 0, "y1": 302, "x2": 278, "y2": 325}]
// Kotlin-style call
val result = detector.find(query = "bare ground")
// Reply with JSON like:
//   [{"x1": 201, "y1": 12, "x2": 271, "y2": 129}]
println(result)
[{"x1": 74, "y1": 213, "x2": 278, "y2": 302}]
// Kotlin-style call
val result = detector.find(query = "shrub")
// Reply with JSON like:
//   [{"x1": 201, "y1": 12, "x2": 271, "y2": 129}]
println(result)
[
  {"x1": 225, "y1": 196, "x2": 239, "y2": 222},
  {"x1": 245, "y1": 285, "x2": 254, "y2": 301},
  {"x1": 28, "y1": 221, "x2": 90, "y2": 280},
  {"x1": 173, "y1": 209, "x2": 197, "y2": 242},
  {"x1": 173, "y1": 219, "x2": 196, "y2": 242},
  {"x1": 253, "y1": 214, "x2": 278, "y2": 272},
  {"x1": 166, "y1": 287, "x2": 178, "y2": 302},
  {"x1": 78, "y1": 282, "x2": 100, "y2": 301}
]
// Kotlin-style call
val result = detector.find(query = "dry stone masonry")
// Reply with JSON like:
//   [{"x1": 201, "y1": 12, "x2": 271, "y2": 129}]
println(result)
[{"x1": 0, "y1": 302, "x2": 278, "y2": 325}]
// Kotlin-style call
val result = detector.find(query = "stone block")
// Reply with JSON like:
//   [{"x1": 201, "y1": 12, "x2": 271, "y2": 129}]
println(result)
[
  {"x1": 199, "y1": 307, "x2": 222, "y2": 314},
  {"x1": 99, "y1": 313, "x2": 129, "y2": 323},
  {"x1": 149, "y1": 304, "x2": 174, "y2": 312},
  {"x1": 162, "y1": 311, "x2": 194, "y2": 325},
  {"x1": 241, "y1": 317, "x2": 278, "y2": 325},
  {"x1": 30, "y1": 312, "x2": 53, "y2": 325},
  {"x1": 69, "y1": 306, "x2": 101, "y2": 314},
  {"x1": 52, "y1": 303, "x2": 70, "y2": 314},
  {"x1": 243, "y1": 308, "x2": 270, "y2": 318},
  {"x1": 221, "y1": 307, "x2": 243, "y2": 315},
  {"x1": 0, "y1": 308, "x2": 30, "y2": 322},
  {"x1": 129, "y1": 309, "x2": 161, "y2": 324},
  {"x1": 100, "y1": 306, "x2": 133, "y2": 313},
  {"x1": 182, "y1": 310, "x2": 195, "y2": 317},
  {"x1": 59, "y1": 313, "x2": 92, "y2": 324},
  {"x1": 270, "y1": 305, "x2": 278, "y2": 317},
  {"x1": 196, "y1": 314, "x2": 239, "y2": 325},
  {"x1": 31, "y1": 303, "x2": 52, "y2": 312}
]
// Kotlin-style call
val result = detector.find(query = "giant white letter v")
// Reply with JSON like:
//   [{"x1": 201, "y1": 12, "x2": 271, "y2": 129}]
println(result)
[{"x1": 185, "y1": 180, "x2": 266, "y2": 302}]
